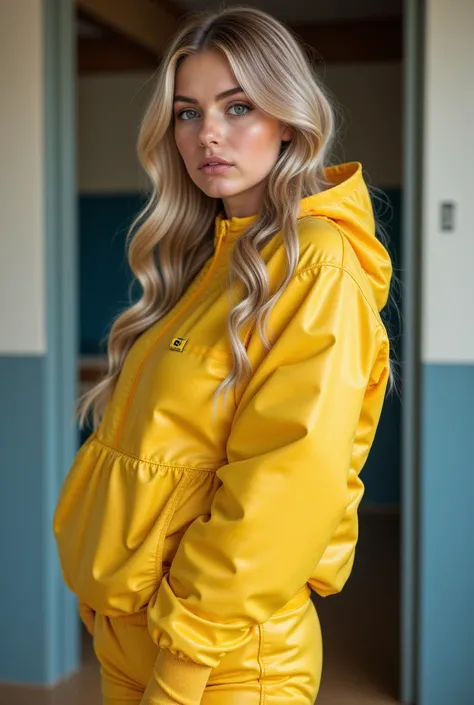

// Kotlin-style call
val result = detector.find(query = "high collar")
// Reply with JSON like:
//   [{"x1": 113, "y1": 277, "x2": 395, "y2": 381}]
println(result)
[
  {"x1": 212, "y1": 162, "x2": 392, "y2": 312},
  {"x1": 213, "y1": 161, "x2": 364, "y2": 248}
]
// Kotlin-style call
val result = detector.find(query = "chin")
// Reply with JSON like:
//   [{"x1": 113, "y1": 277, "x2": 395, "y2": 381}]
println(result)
[{"x1": 199, "y1": 181, "x2": 242, "y2": 199}]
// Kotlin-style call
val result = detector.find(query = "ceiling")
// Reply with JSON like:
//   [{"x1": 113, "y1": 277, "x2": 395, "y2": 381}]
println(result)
[
  {"x1": 76, "y1": 15, "x2": 103, "y2": 38},
  {"x1": 77, "y1": 0, "x2": 403, "y2": 37},
  {"x1": 171, "y1": 0, "x2": 402, "y2": 25},
  {"x1": 75, "y1": 0, "x2": 403, "y2": 70}
]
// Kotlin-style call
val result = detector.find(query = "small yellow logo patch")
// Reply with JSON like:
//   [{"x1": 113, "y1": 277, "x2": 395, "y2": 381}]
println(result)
[{"x1": 170, "y1": 337, "x2": 188, "y2": 352}]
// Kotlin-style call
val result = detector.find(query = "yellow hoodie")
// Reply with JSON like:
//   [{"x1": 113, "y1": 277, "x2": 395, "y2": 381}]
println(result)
[{"x1": 54, "y1": 162, "x2": 392, "y2": 702}]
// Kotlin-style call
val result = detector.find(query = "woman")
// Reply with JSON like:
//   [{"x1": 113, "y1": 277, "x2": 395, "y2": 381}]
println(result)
[{"x1": 54, "y1": 6, "x2": 393, "y2": 704}]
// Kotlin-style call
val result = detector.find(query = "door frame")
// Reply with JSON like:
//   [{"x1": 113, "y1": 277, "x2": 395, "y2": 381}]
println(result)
[
  {"x1": 48, "y1": 0, "x2": 426, "y2": 692},
  {"x1": 401, "y1": 0, "x2": 425, "y2": 702},
  {"x1": 44, "y1": 0, "x2": 80, "y2": 681}
]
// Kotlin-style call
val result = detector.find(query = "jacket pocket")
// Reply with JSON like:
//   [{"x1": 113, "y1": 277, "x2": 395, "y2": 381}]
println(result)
[
  {"x1": 152, "y1": 470, "x2": 192, "y2": 585},
  {"x1": 54, "y1": 437, "x2": 194, "y2": 617}
]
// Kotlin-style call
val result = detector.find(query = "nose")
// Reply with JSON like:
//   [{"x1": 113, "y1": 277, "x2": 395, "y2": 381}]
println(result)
[{"x1": 198, "y1": 111, "x2": 222, "y2": 147}]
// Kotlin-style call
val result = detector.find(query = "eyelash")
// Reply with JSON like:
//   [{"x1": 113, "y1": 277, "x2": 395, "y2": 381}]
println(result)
[{"x1": 175, "y1": 102, "x2": 254, "y2": 121}]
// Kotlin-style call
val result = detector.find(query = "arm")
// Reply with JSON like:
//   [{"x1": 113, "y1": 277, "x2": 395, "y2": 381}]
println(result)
[{"x1": 142, "y1": 264, "x2": 389, "y2": 704}]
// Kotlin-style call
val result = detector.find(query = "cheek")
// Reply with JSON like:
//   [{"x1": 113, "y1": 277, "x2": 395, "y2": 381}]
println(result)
[
  {"x1": 174, "y1": 127, "x2": 193, "y2": 165},
  {"x1": 236, "y1": 121, "x2": 281, "y2": 164}
]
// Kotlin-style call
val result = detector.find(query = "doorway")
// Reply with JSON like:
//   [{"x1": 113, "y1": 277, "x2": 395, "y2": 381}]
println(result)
[{"x1": 67, "y1": 1, "x2": 418, "y2": 703}]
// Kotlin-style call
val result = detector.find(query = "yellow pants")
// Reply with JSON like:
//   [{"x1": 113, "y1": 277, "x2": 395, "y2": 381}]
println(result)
[{"x1": 93, "y1": 586, "x2": 322, "y2": 704}]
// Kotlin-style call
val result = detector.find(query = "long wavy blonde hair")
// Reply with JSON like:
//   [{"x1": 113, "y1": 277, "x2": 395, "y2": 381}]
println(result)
[{"x1": 78, "y1": 6, "x2": 341, "y2": 429}]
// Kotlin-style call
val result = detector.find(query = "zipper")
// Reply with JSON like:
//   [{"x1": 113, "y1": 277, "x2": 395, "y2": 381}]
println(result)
[{"x1": 111, "y1": 222, "x2": 228, "y2": 448}]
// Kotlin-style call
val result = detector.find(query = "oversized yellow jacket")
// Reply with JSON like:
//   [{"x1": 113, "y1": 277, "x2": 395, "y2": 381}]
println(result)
[{"x1": 54, "y1": 162, "x2": 392, "y2": 701}]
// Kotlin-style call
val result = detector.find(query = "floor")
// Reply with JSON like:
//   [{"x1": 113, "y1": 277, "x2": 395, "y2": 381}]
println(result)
[
  {"x1": 0, "y1": 512, "x2": 400, "y2": 705},
  {"x1": 315, "y1": 511, "x2": 400, "y2": 704}
]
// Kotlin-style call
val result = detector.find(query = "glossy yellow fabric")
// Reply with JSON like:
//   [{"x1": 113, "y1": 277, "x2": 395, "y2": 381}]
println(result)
[
  {"x1": 54, "y1": 162, "x2": 392, "y2": 704},
  {"x1": 94, "y1": 585, "x2": 321, "y2": 704}
]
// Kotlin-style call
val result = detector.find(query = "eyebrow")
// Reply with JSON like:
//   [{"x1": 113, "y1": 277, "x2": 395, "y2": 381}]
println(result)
[{"x1": 173, "y1": 86, "x2": 245, "y2": 104}]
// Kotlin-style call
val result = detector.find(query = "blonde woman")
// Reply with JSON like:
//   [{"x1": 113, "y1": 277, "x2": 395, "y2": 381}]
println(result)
[{"x1": 54, "y1": 7, "x2": 393, "y2": 704}]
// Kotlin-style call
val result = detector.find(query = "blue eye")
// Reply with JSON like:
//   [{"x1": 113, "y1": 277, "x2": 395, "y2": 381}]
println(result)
[
  {"x1": 177, "y1": 109, "x2": 198, "y2": 121},
  {"x1": 176, "y1": 102, "x2": 252, "y2": 121},
  {"x1": 229, "y1": 103, "x2": 251, "y2": 116}
]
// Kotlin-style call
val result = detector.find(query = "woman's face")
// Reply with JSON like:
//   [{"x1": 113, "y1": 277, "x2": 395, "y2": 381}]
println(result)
[{"x1": 173, "y1": 49, "x2": 292, "y2": 219}]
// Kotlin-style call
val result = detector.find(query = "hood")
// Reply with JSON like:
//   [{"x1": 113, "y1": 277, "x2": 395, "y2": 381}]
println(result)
[
  {"x1": 215, "y1": 162, "x2": 392, "y2": 312},
  {"x1": 298, "y1": 162, "x2": 392, "y2": 312}
]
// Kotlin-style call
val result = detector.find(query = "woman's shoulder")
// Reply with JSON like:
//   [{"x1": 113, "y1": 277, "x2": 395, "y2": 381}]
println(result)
[
  {"x1": 295, "y1": 216, "x2": 370, "y2": 291},
  {"x1": 261, "y1": 215, "x2": 388, "y2": 322},
  {"x1": 295, "y1": 215, "x2": 345, "y2": 272},
  {"x1": 293, "y1": 216, "x2": 385, "y2": 325},
  {"x1": 262, "y1": 215, "x2": 344, "y2": 273}
]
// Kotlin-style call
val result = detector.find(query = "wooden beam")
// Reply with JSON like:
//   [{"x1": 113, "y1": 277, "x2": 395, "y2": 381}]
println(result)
[
  {"x1": 76, "y1": 10, "x2": 402, "y2": 74},
  {"x1": 76, "y1": 7, "x2": 162, "y2": 73},
  {"x1": 76, "y1": 0, "x2": 179, "y2": 54},
  {"x1": 290, "y1": 18, "x2": 402, "y2": 63},
  {"x1": 78, "y1": 36, "x2": 158, "y2": 73}
]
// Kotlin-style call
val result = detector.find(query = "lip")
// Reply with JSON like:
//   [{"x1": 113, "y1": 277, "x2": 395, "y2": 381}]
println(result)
[
  {"x1": 200, "y1": 164, "x2": 233, "y2": 175},
  {"x1": 198, "y1": 156, "x2": 233, "y2": 169}
]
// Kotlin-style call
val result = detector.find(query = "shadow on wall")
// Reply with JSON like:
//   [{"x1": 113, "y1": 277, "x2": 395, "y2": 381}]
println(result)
[{"x1": 78, "y1": 188, "x2": 402, "y2": 507}]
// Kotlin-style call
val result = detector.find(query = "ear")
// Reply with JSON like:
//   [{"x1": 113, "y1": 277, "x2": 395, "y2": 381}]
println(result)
[{"x1": 281, "y1": 124, "x2": 293, "y2": 142}]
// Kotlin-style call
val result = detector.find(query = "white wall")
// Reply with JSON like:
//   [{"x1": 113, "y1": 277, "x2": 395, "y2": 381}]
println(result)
[
  {"x1": 0, "y1": 0, "x2": 45, "y2": 354},
  {"x1": 78, "y1": 63, "x2": 402, "y2": 193},
  {"x1": 422, "y1": 0, "x2": 474, "y2": 363}
]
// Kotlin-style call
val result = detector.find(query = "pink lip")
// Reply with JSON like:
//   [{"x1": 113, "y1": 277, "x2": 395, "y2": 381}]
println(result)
[
  {"x1": 200, "y1": 164, "x2": 233, "y2": 175},
  {"x1": 198, "y1": 156, "x2": 233, "y2": 168}
]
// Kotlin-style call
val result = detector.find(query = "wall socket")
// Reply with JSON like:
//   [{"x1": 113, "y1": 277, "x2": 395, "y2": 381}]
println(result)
[{"x1": 440, "y1": 201, "x2": 455, "y2": 232}]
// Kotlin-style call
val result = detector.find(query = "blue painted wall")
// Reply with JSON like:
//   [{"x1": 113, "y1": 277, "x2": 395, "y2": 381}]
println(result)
[
  {"x1": 79, "y1": 193, "x2": 145, "y2": 354},
  {"x1": 0, "y1": 357, "x2": 47, "y2": 683},
  {"x1": 0, "y1": 0, "x2": 79, "y2": 688},
  {"x1": 419, "y1": 364, "x2": 474, "y2": 705},
  {"x1": 0, "y1": 355, "x2": 79, "y2": 685},
  {"x1": 364, "y1": 187, "x2": 402, "y2": 506},
  {"x1": 78, "y1": 188, "x2": 402, "y2": 506}
]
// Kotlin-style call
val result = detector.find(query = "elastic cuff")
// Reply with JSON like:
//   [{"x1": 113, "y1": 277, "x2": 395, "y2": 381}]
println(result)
[
  {"x1": 141, "y1": 678, "x2": 178, "y2": 705},
  {"x1": 147, "y1": 648, "x2": 212, "y2": 705}
]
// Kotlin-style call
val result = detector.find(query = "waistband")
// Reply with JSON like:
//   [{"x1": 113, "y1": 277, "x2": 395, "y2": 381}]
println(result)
[{"x1": 112, "y1": 583, "x2": 312, "y2": 626}]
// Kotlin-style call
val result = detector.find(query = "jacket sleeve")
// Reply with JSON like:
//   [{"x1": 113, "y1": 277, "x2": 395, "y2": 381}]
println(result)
[
  {"x1": 141, "y1": 263, "x2": 390, "y2": 705},
  {"x1": 78, "y1": 600, "x2": 95, "y2": 636}
]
